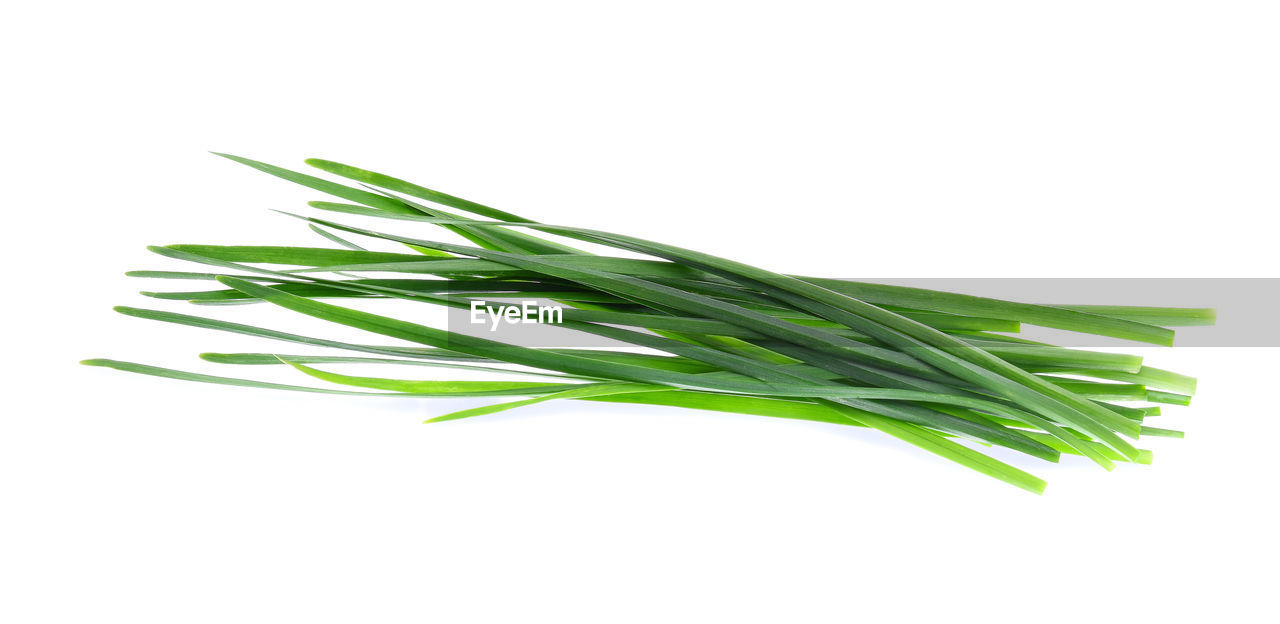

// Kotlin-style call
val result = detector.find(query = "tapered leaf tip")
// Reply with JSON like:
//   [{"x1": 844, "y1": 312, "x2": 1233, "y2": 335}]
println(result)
[
  {"x1": 81, "y1": 358, "x2": 108, "y2": 366},
  {"x1": 209, "y1": 151, "x2": 245, "y2": 163},
  {"x1": 423, "y1": 412, "x2": 470, "y2": 424},
  {"x1": 210, "y1": 152, "x2": 271, "y2": 169},
  {"x1": 272, "y1": 209, "x2": 309, "y2": 221}
]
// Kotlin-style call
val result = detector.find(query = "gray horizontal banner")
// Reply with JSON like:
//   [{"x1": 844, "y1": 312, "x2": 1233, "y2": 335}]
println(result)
[{"x1": 444, "y1": 278, "x2": 1277, "y2": 348}]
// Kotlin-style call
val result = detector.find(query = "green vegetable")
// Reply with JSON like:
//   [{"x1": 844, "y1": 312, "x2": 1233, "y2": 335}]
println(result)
[{"x1": 84, "y1": 154, "x2": 1214, "y2": 494}]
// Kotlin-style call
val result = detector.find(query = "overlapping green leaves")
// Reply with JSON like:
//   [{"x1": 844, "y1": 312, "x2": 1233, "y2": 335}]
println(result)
[{"x1": 83, "y1": 154, "x2": 1212, "y2": 494}]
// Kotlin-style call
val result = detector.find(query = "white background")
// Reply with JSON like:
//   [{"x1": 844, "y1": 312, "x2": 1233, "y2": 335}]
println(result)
[{"x1": 3, "y1": 2, "x2": 1278, "y2": 622}]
